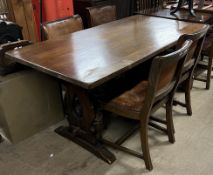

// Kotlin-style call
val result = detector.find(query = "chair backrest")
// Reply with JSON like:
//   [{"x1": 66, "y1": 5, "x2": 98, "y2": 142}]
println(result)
[
  {"x1": 136, "y1": 0, "x2": 164, "y2": 12},
  {"x1": 42, "y1": 15, "x2": 83, "y2": 40},
  {"x1": 86, "y1": 5, "x2": 116, "y2": 27},
  {"x1": 176, "y1": 25, "x2": 209, "y2": 75},
  {"x1": 139, "y1": 39, "x2": 192, "y2": 120}
]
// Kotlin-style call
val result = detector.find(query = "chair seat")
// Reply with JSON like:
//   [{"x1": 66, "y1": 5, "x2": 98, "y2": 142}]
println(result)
[{"x1": 104, "y1": 81, "x2": 148, "y2": 120}]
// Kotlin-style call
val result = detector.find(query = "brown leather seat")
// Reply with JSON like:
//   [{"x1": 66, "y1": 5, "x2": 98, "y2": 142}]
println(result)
[
  {"x1": 100, "y1": 39, "x2": 193, "y2": 171},
  {"x1": 105, "y1": 81, "x2": 148, "y2": 119},
  {"x1": 86, "y1": 5, "x2": 116, "y2": 27},
  {"x1": 42, "y1": 15, "x2": 83, "y2": 40}
]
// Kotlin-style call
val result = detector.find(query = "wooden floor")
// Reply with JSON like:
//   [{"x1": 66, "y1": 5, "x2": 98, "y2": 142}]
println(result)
[{"x1": 0, "y1": 74, "x2": 213, "y2": 175}]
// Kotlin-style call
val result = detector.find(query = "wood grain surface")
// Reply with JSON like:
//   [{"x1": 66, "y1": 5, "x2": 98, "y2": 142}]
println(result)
[{"x1": 6, "y1": 15, "x2": 206, "y2": 89}]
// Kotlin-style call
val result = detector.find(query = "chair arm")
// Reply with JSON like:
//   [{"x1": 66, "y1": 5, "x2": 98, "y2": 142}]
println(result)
[
  {"x1": 0, "y1": 40, "x2": 32, "y2": 66},
  {"x1": 0, "y1": 40, "x2": 32, "y2": 53}
]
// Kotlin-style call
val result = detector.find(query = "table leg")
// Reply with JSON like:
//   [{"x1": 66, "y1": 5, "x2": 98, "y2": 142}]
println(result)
[{"x1": 55, "y1": 84, "x2": 116, "y2": 164}]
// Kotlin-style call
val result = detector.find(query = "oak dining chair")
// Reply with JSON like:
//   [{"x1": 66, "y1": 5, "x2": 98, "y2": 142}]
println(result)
[
  {"x1": 99, "y1": 39, "x2": 193, "y2": 170},
  {"x1": 86, "y1": 5, "x2": 116, "y2": 27},
  {"x1": 194, "y1": 27, "x2": 213, "y2": 89},
  {"x1": 42, "y1": 15, "x2": 83, "y2": 40},
  {"x1": 173, "y1": 25, "x2": 209, "y2": 115}
]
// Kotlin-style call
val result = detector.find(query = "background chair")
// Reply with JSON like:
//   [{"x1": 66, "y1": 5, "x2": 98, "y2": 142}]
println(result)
[
  {"x1": 135, "y1": 0, "x2": 164, "y2": 13},
  {"x1": 86, "y1": 5, "x2": 116, "y2": 27},
  {"x1": 173, "y1": 25, "x2": 209, "y2": 115},
  {"x1": 98, "y1": 39, "x2": 192, "y2": 170},
  {"x1": 194, "y1": 26, "x2": 213, "y2": 89},
  {"x1": 0, "y1": 40, "x2": 30, "y2": 75},
  {"x1": 42, "y1": 15, "x2": 83, "y2": 40}
]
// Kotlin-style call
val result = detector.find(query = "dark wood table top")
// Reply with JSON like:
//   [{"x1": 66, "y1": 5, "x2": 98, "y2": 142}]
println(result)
[
  {"x1": 6, "y1": 15, "x2": 206, "y2": 89},
  {"x1": 136, "y1": 8, "x2": 213, "y2": 24}
]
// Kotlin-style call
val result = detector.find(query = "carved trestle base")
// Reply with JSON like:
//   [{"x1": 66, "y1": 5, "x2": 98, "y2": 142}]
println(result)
[
  {"x1": 55, "y1": 83, "x2": 116, "y2": 164},
  {"x1": 55, "y1": 126, "x2": 116, "y2": 164}
]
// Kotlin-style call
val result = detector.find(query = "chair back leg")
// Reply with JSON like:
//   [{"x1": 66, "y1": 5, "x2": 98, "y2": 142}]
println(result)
[{"x1": 166, "y1": 97, "x2": 175, "y2": 143}]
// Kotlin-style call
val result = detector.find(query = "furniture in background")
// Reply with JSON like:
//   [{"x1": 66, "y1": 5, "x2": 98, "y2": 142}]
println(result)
[
  {"x1": 42, "y1": 15, "x2": 83, "y2": 40},
  {"x1": 32, "y1": 0, "x2": 75, "y2": 41},
  {"x1": 176, "y1": 0, "x2": 213, "y2": 9},
  {"x1": 74, "y1": 0, "x2": 133, "y2": 28},
  {"x1": 86, "y1": 5, "x2": 116, "y2": 27},
  {"x1": 0, "y1": 0, "x2": 12, "y2": 21},
  {"x1": 99, "y1": 39, "x2": 192, "y2": 170},
  {"x1": 74, "y1": 0, "x2": 111, "y2": 28},
  {"x1": 0, "y1": 41, "x2": 28, "y2": 76},
  {"x1": 1, "y1": 0, "x2": 38, "y2": 42},
  {"x1": 198, "y1": 0, "x2": 205, "y2": 9},
  {"x1": 6, "y1": 15, "x2": 205, "y2": 169},
  {"x1": 135, "y1": 0, "x2": 165, "y2": 13},
  {"x1": 195, "y1": 27, "x2": 213, "y2": 89},
  {"x1": 136, "y1": 4, "x2": 213, "y2": 23},
  {"x1": 170, "y1": 0, "x2": 196, "y2": 16},
  {"x1": 110, "y1": 0, "x2": 134, "y2": 18},
  {"x1": 0, "y1": 0, "x2": 8, "y2": 20}
]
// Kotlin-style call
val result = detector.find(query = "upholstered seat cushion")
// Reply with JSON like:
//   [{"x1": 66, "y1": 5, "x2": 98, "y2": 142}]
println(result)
[{"x1": 104, "y1": 81, "x2": 148, "y2": 120}]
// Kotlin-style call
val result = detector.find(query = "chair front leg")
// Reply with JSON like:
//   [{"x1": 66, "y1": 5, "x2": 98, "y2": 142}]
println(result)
[{"x1": 140, "y1": 120, "x2": 153, "y2": 170}]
